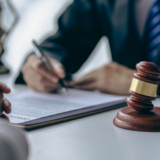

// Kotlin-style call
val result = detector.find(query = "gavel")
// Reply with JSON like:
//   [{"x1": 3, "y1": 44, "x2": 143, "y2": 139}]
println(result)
[{"x1": 114, "y1": 61, "x2": 160, "y2": 132}]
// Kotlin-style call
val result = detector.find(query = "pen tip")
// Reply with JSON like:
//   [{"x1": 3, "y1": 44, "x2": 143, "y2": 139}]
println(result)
[{"x1": 61, "y1": 88, "x2": 69, "y2": 95}]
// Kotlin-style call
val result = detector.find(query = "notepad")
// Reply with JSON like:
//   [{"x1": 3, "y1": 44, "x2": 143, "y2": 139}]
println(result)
[{"x1": 5, "y1": 89, "x2": 127, "y2": 129}]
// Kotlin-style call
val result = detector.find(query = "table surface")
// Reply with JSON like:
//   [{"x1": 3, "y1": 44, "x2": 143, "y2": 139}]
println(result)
[
  {"x1": 1, "y1": 0, "x2": 131, "y2": 159},
  {"x1": 1, "y1": 74, "x2": 160, "y2": 160}
]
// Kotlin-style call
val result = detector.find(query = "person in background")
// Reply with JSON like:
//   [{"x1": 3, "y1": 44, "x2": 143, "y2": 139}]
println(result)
[
  {"x1": 16, "y1": 0, "x2": 159, "y2": 95},
  {"x1": 0, "y1": 82, "x2": 28, "y2": 160}
]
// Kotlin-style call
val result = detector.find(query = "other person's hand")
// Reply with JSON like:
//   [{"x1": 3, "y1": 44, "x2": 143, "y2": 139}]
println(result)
[
  {"x1": 0, "y1": 82, "x2": 11, "y2": 115},
  {"x1": 69, "y1": 62, "x2": 136, "y2": 95},
  {"x1": 22, "y1": 54, "x2": 65, "y2": 92}
]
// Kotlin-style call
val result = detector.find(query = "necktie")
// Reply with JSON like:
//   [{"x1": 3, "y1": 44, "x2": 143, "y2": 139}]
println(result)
[{"x1": 144, "y1": 0, "x2": 160, "y2": 61}]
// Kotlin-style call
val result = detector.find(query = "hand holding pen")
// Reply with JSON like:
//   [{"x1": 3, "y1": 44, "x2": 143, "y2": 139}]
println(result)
[
  {"x1": 21, "y1": 40, "x2": 68, "y2": 93},
  {"x1": 32, "y1": 40, "x2": 68, "y2": 94}
]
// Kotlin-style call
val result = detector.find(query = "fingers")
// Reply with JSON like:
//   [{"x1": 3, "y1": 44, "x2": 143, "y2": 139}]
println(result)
[
  {"x1": 50, "y1": 58, "x2": 65, "y2": 79},
  {"x1": 70, "y1": 78, "x2": 95, "y2": 88},
  {"x1": 22, "y1": 55, "x2": 65, "y2": 92},
  {"x1": 30, "y1": 55, "x2": 59, "y2": 83},
  {"x1": 0, "y1": 84, "x2": 11, "y2": 115},
  {"x1": 3, "y1": 98, "x2": 11, "y2": 114},
  {"x1": 70, "y1": 71, "x2": 96, "y2": 86},
  {"x1": 69, "y1": 72, "x2": 97, "y2": 91},
  {"x1": 74, "y1": 81, "x2": 96, "y2": 91},
  {"x1": 24, "y1": 68, "x2": 59, "y2": 92},
  {"x1": 0, "y1": 82, "x2": 11, "y2": 94}
]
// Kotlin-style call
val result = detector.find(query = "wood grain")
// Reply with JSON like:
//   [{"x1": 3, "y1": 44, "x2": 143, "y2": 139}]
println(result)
[
  {"x1": 113, "y1": 107, "x2": 160, "y2": 132},
  {"x1": 129, "y1": 62, "x2": 160, "y2": 112},
  {"x1": 114, "y1": 61, "x2": 160, "y2": 131}
]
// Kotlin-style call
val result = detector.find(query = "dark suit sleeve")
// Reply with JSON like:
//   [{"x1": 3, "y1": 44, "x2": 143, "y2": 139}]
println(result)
[
  {"x1": 15, "y1": 0, "x2": 102, "y2": 84},
  {"x1": 40, "y1": 0, "x2": 102, "y2": 73}
]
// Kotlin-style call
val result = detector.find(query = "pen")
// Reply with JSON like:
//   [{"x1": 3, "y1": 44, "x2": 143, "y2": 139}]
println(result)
[{"x1": 32, "y1": 40, "x2": 68, "y2": 95}]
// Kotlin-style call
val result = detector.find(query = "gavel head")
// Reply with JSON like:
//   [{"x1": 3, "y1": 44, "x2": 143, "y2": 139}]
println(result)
[{"x1": 126, "y1": 61, "x2": 160, "y2": 112}]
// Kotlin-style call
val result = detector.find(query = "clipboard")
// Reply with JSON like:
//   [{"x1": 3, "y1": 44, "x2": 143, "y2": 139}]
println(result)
[{"x1": 12, "y1": 99, "x2": 126, "y2": 130}]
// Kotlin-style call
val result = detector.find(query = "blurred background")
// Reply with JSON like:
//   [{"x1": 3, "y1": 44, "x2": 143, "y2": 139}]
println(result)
[{"x1": 1, "y1": 0, "x2": 112, "y2": 89}]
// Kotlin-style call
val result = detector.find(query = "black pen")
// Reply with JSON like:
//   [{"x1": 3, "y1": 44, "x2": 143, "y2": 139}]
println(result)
[{"x1": 32, "y1": 40, "x2": 68, "y2": 95}]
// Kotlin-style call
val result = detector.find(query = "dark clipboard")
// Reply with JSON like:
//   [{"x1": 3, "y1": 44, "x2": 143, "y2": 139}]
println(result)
[{"x1": 11, "y1": 99, "x2": 127, "y2": 130}]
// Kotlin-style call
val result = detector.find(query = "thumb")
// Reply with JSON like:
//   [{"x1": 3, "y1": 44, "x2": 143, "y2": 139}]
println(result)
[{"x1": 0, "y1": 82, "x2": 11, "y2": 94}]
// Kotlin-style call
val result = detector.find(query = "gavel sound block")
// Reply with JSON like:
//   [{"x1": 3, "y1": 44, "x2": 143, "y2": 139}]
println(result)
[{"x1": 113, "y1": 61, "x2": 160, "y2": 131}]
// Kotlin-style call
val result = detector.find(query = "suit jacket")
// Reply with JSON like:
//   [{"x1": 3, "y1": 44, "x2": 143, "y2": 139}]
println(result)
[{"x1": 16, "y1": 0, "x2": 160, "y2": 83}]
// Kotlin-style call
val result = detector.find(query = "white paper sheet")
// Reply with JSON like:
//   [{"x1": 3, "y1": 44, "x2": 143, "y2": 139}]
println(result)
[{"x1": 5, "y1": 89, "x2": 126, "y2": 124}]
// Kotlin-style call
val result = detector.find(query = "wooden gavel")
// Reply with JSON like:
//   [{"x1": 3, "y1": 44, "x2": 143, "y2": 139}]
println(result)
[
  {"x1": 127, "y1": 61, "x2": 160, "y2": 112},
  {"x1": 114, "y1": 61, "x2": 160, "y2": 132}
]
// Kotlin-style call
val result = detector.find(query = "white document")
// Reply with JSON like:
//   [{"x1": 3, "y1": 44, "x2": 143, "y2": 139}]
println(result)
[{"x1": 5, "y1": 89, "x2": 126, "y2": 124}]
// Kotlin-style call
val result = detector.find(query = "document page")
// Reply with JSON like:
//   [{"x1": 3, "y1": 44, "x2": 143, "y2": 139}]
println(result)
[{"x1": 5, "y1": 89, "x2": 126, "y2": 124}]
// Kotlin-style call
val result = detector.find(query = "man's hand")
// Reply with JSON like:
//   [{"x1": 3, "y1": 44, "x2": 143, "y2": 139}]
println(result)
[
  {"x1": 0, "y1": 82, "x2": 11, "y2": 115},
  {"x1": 70, "y1": 62, "x2": 136, "y2": 95},
  {"x1": 22, "y1": 54, "x2": 65, "y2": 92}
]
